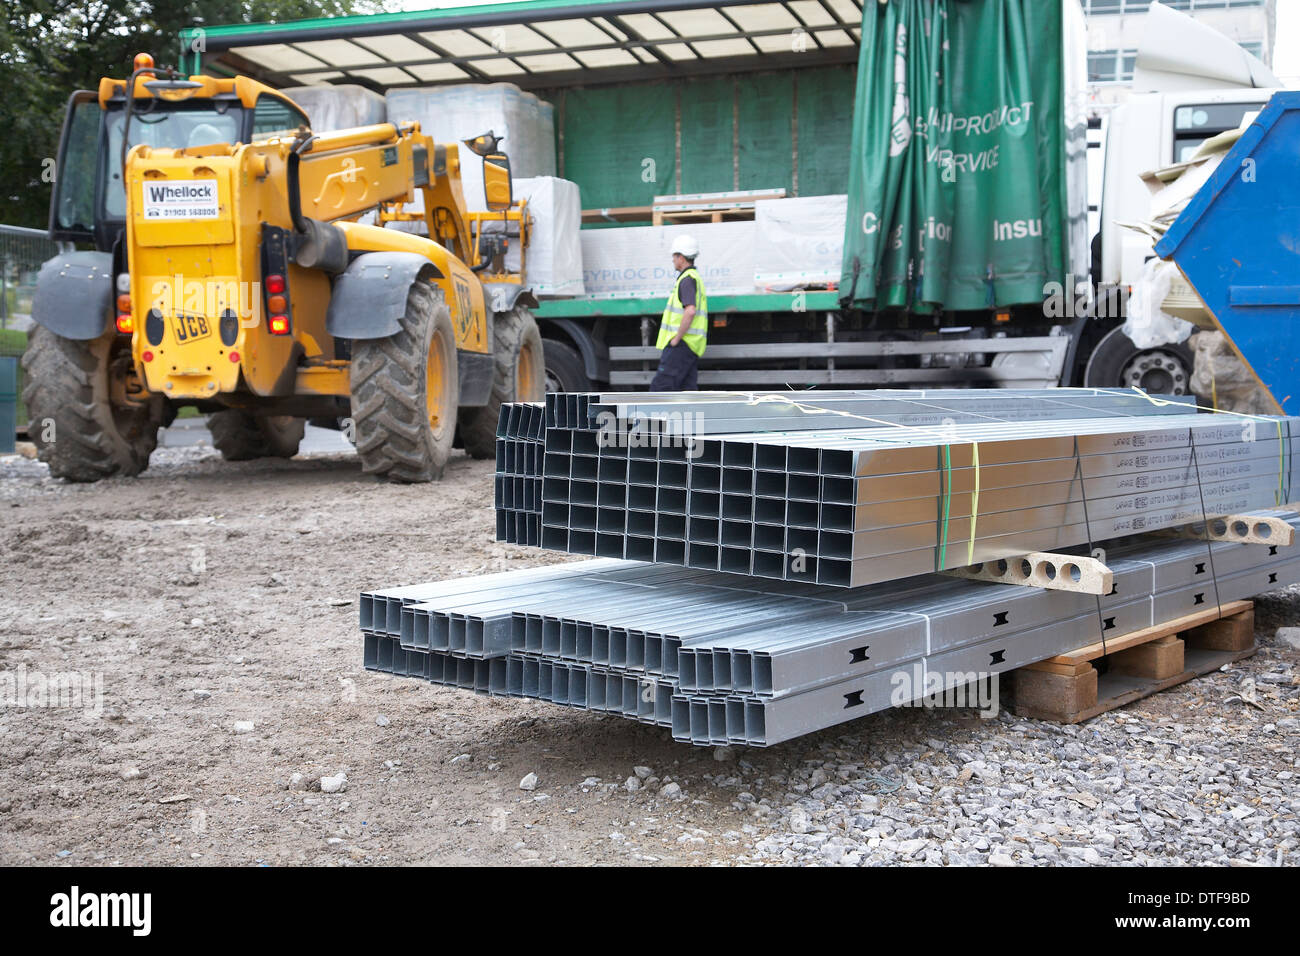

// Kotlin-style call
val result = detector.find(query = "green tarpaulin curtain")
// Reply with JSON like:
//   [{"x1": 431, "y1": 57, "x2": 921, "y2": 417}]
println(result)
[
  {"x1": 839, "y1": 0, "x2": 1068, "y2": 313},
  {"x1": 547, "y1": 68, "x2": 855, "y2": 215}
]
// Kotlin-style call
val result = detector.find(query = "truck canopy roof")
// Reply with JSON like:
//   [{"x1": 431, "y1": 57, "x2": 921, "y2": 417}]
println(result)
[{"x1": 179, "y1": 0, "x2": 864, "y2": 92}]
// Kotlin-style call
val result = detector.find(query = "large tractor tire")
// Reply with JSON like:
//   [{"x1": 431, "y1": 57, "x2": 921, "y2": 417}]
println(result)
[
  {"x1": 21, "y1": 325, "x2": 163, "y2": 482},
  {"x1": 209, "y1": 410, "x2": 304, "y2": 461},
  {"x1": 459, "y1": 306, "x2": 545, "y2": 459},
  {"x1": 1083, "y1": 326, "x2": 1195, "y2": 395},
  {"x1": 349, "y1": 280, "x2": 459, "y2": 482},
  {"x1": 542, "y1": 338, "x2": 591, "y2": 393}
]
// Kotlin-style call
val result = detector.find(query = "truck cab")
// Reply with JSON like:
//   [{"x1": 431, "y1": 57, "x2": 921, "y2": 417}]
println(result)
[
  {"x1": 1083, "y1": 1, "x2": 1283, "y2": 392},
  {"x1": 1098, "y1": 87, "x2": 1272, "y2": 293}
]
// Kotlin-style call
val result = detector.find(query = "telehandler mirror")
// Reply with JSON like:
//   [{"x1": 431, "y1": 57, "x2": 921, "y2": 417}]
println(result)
[{"x1": 483, "y1": 151, "x2": 513, "y2": 213}]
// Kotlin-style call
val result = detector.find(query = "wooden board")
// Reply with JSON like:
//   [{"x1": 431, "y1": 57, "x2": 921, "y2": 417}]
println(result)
[
  {"x1": 1038, "y1": 599, "x2": 1253, "y2": 665},
  {"x1": 580, "y1": 206, "x2": 653, "y2": 224},
  {"x1": 651, "y1": 207, "x2": 757, "y2": 226}
]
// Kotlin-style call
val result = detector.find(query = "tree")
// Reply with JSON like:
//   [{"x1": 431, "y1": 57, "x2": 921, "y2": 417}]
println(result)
[{"x1": 0, "y1": 0, "x2": 377, "y2": 228}]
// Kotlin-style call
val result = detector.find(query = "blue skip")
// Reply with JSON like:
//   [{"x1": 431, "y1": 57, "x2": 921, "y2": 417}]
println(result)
[{"x1": 1156, "y1": 90, "x2": 1300, "y2": 414}]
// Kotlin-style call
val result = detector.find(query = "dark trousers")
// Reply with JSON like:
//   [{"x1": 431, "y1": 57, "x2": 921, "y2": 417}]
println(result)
[{"x1": 649, "y1": 341, "x2": 698, "y2": 391}]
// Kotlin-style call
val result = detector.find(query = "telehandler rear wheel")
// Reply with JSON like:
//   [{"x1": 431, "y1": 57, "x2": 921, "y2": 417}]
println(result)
[
  {"x1": 209, "y1": 411, "x2": 304, "y2": 461},
  {"x1": 21, "y1": 325, "x2": 163, "y2": 482},
  {"x1": 459, "y1": 306, "x2": 545, "y2": 459},
  {"x1": 349, "y1": 280, "x2": 459, "y2": 482}
]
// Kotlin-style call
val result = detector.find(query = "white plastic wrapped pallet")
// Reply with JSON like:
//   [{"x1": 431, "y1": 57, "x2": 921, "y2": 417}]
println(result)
[
  {"x1": 580, "y1": 222, "x2": 760, "y2": 298},
  {"x1": 385, "y1": 83, "x2": 556, "y2": 215},
  {"x1": 753, "y1": 194, "x2": 847, "y2": 289},
  {"x1": 282, "y1": 85, "x2": 387, "y2": 132},
  {"x1": 488, "y1": 177, "x2": 584, "y2": 298}
]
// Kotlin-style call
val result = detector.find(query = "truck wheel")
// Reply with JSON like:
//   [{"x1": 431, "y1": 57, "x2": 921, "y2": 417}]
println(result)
[
  {"x1": 21, "y1": 325, "x2": 162, "y2": 482},
  {"x1": 1083, "y1": 326, "x2": 1194, "y2": 394},
  {"x1": 543, "y1": 338, "x2": 591, "y2": 393},
  {"x1": 349, "y1": 280, "x2": 458, "y2": 482},
  {"x1": 459, "y1": 306, "x2": 545, "y2": 459},
  {"x1": 209, "y1": 410, "x2": 304, "y2": 460}
]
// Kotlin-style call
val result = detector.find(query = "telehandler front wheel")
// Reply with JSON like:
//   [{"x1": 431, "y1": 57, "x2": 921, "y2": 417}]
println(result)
[
  {"x1": 21, "y1": 325, "x2": 163, "y2": 482},
  {"x1": 459, "y1": 306, "x2": 545, "y2": 459},
  {"x1": 209, "y1": 411, "x2": 304, "y2": 461},
  {"x1": 349, "y1": 280, "x2": 459, "y2": 483}
]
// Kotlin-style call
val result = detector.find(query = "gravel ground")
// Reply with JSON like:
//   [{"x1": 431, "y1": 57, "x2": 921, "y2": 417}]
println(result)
[{"x1": 0, "y1": 441, "x2": 1297, "y2": 866}]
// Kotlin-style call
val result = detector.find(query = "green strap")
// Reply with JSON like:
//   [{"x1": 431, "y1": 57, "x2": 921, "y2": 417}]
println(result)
[{"x1": 936, "y1": 444, "x2": 952, "y2": 570}]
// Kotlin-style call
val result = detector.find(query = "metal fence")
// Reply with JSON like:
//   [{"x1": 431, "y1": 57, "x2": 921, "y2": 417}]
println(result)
[
  {"x1": 1, "y1": 223, "x2": 67, "y2": 436},
  {"x1": 1, "y1": 223, "x2": 64, "y2": 332}
]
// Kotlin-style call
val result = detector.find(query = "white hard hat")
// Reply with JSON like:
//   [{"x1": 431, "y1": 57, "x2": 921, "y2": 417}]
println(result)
[{"x1": 670, "y1": 234, "x2": 699, "y2": 259}]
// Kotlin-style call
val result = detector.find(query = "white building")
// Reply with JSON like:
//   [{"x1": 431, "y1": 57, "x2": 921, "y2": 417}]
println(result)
[{"x1": 1083, "y1": 0, "x2": 1276, "y2": 107}]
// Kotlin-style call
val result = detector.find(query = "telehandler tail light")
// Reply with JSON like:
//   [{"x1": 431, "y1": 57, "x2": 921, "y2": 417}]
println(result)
[
  {"x1": 116, "y1": 314, "x2": 134, "y2": 334},
  {"x1": 229, "y1": 351, "x2": 241, "y2": 363},
  {"x1": 261, "y1": 229, "x2": 294, "y2": 337},
  {"x1": 142, "y1": 350, "x2": 154, "y2": 363},
  {"x1": 117, "y1": 294, "x2": 132, "y2": 313}
]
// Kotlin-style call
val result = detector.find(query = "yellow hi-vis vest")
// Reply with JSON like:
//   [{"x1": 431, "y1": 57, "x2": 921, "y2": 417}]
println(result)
[{"x1": 656, "y1": 267, "x2": 708, "y2": 357}]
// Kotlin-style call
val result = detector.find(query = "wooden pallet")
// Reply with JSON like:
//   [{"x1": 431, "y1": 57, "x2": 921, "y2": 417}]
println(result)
[
  {"x1": 650, "y1": 188, "x2": 787, "y2": 226},
  {"x1": 581, "y1": 189, "x2": 787, "y2": 226},
  {"x1": 651, "y1": 206, "x2": 758, "y2": 225},
  {"x1": 1008, "y1": 600, "x2": 1256, "y2": 723}
]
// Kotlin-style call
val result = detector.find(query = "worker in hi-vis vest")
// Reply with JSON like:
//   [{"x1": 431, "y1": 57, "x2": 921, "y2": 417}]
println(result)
[{"x1": 650, "y1": 234, "x2": 708, "y2": 391}]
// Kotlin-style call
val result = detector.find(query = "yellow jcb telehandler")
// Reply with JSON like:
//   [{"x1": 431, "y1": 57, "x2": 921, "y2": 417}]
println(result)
[{"x1": 27, "y1": 53, "x2": 543, "y2": 482}]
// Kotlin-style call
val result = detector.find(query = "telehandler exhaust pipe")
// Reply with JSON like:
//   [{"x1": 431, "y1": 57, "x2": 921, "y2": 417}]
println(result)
[{"x1": 286, "y1": 151, "x2": 349, "y2": 275}]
